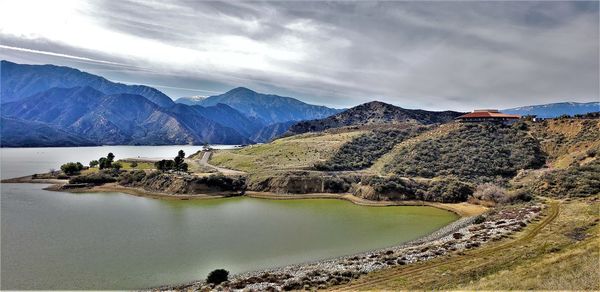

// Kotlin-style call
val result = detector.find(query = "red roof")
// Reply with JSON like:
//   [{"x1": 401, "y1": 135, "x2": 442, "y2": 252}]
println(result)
[{"x1": 457, "y1": 111, "x2": 520, "y2": 119}]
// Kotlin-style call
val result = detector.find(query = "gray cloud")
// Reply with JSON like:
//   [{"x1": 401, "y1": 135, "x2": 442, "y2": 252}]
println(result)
[{"x1": 1, "y1": 0, "x2": 598, "y2": 110}]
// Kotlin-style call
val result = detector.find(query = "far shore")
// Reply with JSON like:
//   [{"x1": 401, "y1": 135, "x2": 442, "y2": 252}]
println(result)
[{"x1": 1, "y1": 176, "x2": 487, "y2": 217}]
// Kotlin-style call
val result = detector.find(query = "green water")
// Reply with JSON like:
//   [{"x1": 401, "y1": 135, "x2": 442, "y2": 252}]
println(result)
[{"x1": 1, "y1": 183, "x2": 457, "y2": 290}]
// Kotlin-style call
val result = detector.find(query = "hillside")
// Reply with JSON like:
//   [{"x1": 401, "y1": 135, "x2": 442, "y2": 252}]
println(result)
[
  {"x1": 504, "y1": 102, "x2": 599, "y2": 118},
  {"x1": 209, "y1": 130, "x2": 365, "y2": 173},
  {"x1": 250, "y1": 121, "x2": 298, "y2": 143},
  {"x1": 190, "y1": 103, "x2": 265, "y2": 138},
  {"x1": 0, "y1": 116, "x2": 97, "y2": 147},
  {"x1": 197, "y1": 87, "x2": 341, "y2": 124},
  {"x1": 288, "y1": 101, "x2": 463, "y2": 134},
  {"x1": 527, "y1": 118, "x2": 600, "y2": 168},
  {"x1": 1, "y1": 60, "x2": 175, "y2": 108},
  {"x1": 1, "y1": 86, "x2": 249, "y2": 145},
  {"x1": 381, "y1": 123, "x2": 546, "y2": 183}
]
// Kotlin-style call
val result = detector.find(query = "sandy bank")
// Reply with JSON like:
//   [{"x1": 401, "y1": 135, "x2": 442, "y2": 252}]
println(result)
[{"x1": 246, "y1": 191, "x2": 487, "y2": 217}]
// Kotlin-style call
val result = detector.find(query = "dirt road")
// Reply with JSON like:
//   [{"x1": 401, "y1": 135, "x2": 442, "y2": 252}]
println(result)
[{"x1": 196, "y1": 151, "x2": 246, "y2": 175}]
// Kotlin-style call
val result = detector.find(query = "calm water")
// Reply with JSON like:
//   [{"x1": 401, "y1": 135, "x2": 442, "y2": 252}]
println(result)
[{"x1": 0, "y1": 147, "x2": 458, "y2": 290}]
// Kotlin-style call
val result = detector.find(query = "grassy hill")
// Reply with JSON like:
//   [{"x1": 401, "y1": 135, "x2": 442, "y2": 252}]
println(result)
[{"x1": 209, "y1": 129, "x2": 365, "y2": 173}]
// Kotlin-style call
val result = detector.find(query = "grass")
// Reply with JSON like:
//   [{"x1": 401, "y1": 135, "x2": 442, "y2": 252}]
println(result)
[
  {"x1": 331, "y1": 198, "x2": 599, "y2": 290},
  {"x1": 81, "y1": 160, "x2": 154, "y2": 174},
  {"x1": 210, "y1": 130, "x2": 365, "y2": 173}
]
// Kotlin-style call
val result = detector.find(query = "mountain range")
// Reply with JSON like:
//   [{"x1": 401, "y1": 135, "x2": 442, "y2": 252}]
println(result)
[
  {"x1": 503, "y1": 102, "x2": 599, "y2": 118},
  {"x1": 0, "y1": 61, "x2": 341, "y2": 146},
  {"x1": 1, "y1": 60, "x2": 597, "y2": 147}
]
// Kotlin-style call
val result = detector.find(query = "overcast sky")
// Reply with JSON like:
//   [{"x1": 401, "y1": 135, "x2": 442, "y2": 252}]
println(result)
[{"x1": 1, "y1": 0, "x2": 598, "y2": 110}]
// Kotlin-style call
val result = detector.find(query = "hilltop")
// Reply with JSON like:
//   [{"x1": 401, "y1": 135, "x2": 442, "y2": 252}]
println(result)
[
  {"x1": 288, "y1": 101, "x2": 463, "y2": 134},
  {"x1": 195, "y1": 87, "x2": 342, "y2": 124}
]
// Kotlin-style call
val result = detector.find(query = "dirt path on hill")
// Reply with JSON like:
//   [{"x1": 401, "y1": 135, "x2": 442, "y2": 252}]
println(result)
[
  {"x1": 330, "y1": 200, "x2": 560, "y2": 291},
  {"x1": 195, "y1": 151, "x2": 246, "y2": 175}
]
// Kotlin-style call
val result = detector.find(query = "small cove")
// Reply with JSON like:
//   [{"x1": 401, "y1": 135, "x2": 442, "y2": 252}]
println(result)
[{"x1": 1, "y1": 147, "x2": 458, "y2": 289}]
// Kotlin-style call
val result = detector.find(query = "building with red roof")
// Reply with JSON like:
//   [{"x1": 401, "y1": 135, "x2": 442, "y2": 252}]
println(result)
[{"x1": 456, "y1": 109, "x2": 521, "y2": 123}]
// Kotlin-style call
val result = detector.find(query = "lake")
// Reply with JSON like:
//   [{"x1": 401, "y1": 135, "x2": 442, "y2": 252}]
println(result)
[{"x1": 0, "y1": 147, "x2": 458, "y2": 290}]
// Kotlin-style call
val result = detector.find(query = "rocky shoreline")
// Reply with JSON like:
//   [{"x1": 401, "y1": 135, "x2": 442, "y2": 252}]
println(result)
[{"x1": 159, "y1": 203, "x2": 543, "y2": 291}]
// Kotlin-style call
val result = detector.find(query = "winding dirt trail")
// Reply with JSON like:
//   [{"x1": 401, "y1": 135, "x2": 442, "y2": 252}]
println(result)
[
  {"x1": 195, "y1": 151, "x2": 246, "y2": 175},
  {"x1": 331, "y1": 201, "x2": 560, "y2": 291}
]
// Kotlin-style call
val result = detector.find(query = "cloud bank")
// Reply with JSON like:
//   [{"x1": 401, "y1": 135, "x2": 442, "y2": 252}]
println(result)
[{"x1": 1, "y1": 0, "x2": 598, "y2": 110}]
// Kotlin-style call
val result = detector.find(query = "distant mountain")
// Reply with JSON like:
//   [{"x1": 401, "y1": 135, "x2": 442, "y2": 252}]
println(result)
[
  {"x1": 175, "y1": 96, "x2": 207, "y2": 105},
  {"x1": 1, "y1": 86, "x2": 249, "y2": 145},
  {"x1": 251, "y1": 120, "x2": 298, "y2": 143},
  {"x1": 197, "y1": 87, "x2": 341, "y2": 124},
  {"x1": 1, "y1": 116, "x2": 97, "y2": 147},
  {"x1": 503, "y1": 102, "x2": 599, "y2": 118},
  {"x1": 190, "y1": 103, "x2": 265, "y2": 137},
  {"x1": 289, "y1": 101, "x2": 463, "y2": 134},
  {"x1": 1, "y1": 60, "x2": 175, "y2": 108}
]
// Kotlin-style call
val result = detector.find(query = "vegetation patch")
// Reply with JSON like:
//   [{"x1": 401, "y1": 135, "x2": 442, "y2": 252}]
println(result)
[
  {"x1": 385, "y1": 123, "x2": 546, "y2": 183},
  {"x1": 528, "y1": 159, "x2": 600, "y2": 198},
  {"x1": 356, "y1": 175, "x2": 473, "y2": 203},
  {"x1": 314, "y1": 126, "x2": 426, "y2": 171}
]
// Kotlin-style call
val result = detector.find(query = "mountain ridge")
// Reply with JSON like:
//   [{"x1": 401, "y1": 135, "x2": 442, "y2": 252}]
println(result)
[
  {"x1": 288, "y1": 101, "x2": 464, "y2": 134},
  {"x1": 503, "y1": 101, "x2": 599, "y2": 118}
]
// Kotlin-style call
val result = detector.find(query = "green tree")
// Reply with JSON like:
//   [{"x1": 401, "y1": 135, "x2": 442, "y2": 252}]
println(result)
[
  {"x1": 89, "y1": 160, "x2": 99, "y2": 168},
  {"x1": 130, "y1": 161, "x2": 138, "y2": 169},
  {"x1": 98, "y1": 157, "x2": 108, "y2": 169},
  {"x1": 61, "y1": 162, "x2": 84, "y2": 175},
  {"x1": 174, "y1": 150, "x2": 185, "y2": 171},
  {"x1": 206, "y1": 269, "x2": 229, "y2": 285}
]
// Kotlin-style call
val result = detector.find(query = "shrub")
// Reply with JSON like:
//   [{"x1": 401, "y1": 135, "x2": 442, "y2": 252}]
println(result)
[
  {"x1": 473, "y1": 215, "x2": 486, "y2": 224},
  {"x1": 505, "y1": 189, "x2": 533, "y2": 203},
  {"x1": 112, "y1": 162, "x2": 123, "y2": 170},
  {"x1": 60, "y1": 162, "x2": 84, "y2": 175},
  {"x1": 473, "y1": 183, "x2": 508, "y2": 203},
  {"x1": 386, "y1": 123, "x2": 546, "y2": 183},
  {"x1": 119, "y1": 170, "x2": 146, "y2": 185},
  {"x1": 206, "y1": 269, "x2": 229, "y2": 285},
  {"x1": 69, "y1": 171, "x2": 117, "y2": 185},
  {"x1": 529, "y1": 159, "x2": 600, "y2": 198}
]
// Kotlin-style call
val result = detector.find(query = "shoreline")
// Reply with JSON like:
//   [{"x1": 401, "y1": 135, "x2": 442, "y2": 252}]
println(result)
[{"x1": 1, "y1": 176, "x2": 487, "y2": 217}]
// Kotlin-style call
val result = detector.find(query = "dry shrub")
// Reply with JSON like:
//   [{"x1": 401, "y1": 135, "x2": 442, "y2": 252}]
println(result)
[{"x1": 473, "y1": 183, "x2": 508, "y2": 204}]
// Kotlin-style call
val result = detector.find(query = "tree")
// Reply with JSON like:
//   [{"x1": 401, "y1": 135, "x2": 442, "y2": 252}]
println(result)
[
  {"x1": 206, "y1": 269, "x2": 229, "y2": 285},
  {"x1": 130, "y1": 161, "x2": 138, "y2": 169},
  {"x1": 174, "y1": 150, "x2": 185, "y2": 171},
  {"x1": 89, "y1": 160, "x2": 99, "y2": 168},
  {"x1": 106, "y1": 153, "x2": 115, "y2": 167},
  {"x1": 61, "y1": 162, "x2": 84, "y2": 175},
  {"x1": 99, "y1": 157, "x2": 108, "y2": 169}
]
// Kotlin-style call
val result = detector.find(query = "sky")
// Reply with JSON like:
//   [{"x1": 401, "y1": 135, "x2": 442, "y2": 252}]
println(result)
[{"x1": 0, "y1": 0, "x2": 598, "y2": 111}]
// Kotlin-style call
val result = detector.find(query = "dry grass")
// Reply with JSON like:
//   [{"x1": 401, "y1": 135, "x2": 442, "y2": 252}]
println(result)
[
  {"x1": 210, "y1": 130, "x2": 365, "y2": 173},
  {"x1": 332, "y1": 198, "x2": 599, "y2": 291}
]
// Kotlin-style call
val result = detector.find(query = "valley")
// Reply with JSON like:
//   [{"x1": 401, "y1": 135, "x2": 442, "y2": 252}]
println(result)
[{"x1": 1, "y1": 60, "x2": 598, "y2": 291}]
